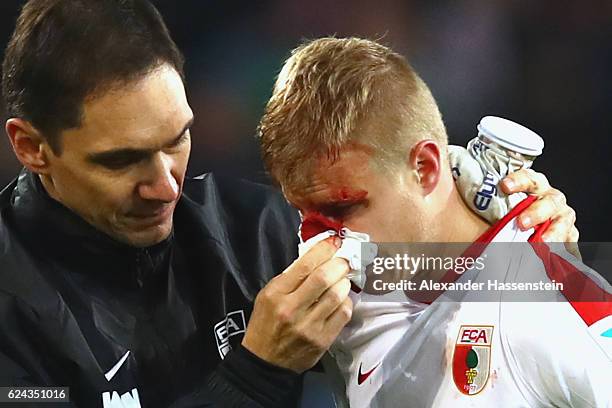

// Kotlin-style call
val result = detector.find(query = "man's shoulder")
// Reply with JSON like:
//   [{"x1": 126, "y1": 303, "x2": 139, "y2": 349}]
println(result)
[
  {"x1": 0, "y1": 177, "x2": 18, "y2": 251},
  {"x1": 0, "y1": 206, "x2": 55, "y2": 319},
  {"x1": 175, "y1": 173, "x2": 300, "y2": 286},
  {"x1": 181, "y1": 172, "x2": 299, "y2": 228},
  {"x1": 183, "y1": 173, "x2": 284, "y2": 203},
  {"x1": 0, "y1": 211, "x2": 38, "y2": 285},
  {"x1": 0, "y1": 180, "x2": 18, "y2": 264},
  {"x1": 0, "y1": 177, "x2": 17, "y2": 209},
  {"x1": 0, "y1": 176, "x2": 62, "y2": 304}
]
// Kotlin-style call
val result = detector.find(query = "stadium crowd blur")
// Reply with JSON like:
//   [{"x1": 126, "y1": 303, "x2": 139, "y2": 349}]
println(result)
[{"x1": 1, "y1": 0, "x2": 611, "y2": 242}]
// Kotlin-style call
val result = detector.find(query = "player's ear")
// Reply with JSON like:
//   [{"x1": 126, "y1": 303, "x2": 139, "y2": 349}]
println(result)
[
  {"x1": 5, "y1": 118, "x2": 53, "y2": 174},
  {"x1": 408, "y1": 139, "x2": 441, "y2": 196}
]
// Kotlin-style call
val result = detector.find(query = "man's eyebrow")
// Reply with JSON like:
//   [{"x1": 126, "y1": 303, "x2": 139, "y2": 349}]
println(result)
[{"x1": 86, "y1": 117, "x2": 194, "y2": 164}]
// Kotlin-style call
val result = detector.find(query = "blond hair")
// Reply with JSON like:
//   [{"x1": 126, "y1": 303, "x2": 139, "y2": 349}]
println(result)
[{"x1": 258, "y1": 37, "x2": 447, "y2": 188}]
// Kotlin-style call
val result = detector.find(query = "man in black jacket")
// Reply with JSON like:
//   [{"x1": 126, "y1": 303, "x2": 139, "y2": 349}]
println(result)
[
  {"x1": 0, "y1": 1, "x2": 353, "y2": 406},
  {"x1": 0, "y1": 1, "x2": 580, "y2": 407}
]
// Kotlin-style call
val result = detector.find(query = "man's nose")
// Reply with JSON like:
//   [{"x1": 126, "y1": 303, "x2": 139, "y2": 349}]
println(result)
[{"x1": 137, "y1": 154, "x2": 180, "y2": 202}]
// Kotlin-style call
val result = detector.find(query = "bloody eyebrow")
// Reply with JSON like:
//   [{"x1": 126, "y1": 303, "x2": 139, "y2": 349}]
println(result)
[{"x1": 87, "y1": 117, "x2": 194, "y2": 165}]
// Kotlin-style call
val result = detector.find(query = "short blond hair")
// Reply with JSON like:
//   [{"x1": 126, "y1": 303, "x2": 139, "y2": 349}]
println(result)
[{"x1": 258, "y1": 37, "x2": 447, "y2": 188}]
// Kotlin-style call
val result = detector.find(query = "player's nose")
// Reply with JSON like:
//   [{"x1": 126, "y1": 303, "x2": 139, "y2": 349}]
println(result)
[{"x1": 137, "y1": 154, "x2": 180, "y2": 202}]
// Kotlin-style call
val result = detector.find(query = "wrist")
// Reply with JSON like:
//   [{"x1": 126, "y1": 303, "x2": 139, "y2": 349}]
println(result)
[{"x1": 217, "y1": 345, "x2": 302, "y2": 407}]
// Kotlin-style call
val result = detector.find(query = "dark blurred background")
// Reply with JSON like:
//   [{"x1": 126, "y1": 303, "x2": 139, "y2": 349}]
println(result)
[{"x1": 1, "y1": 0, "x2": 611, "y2": 241}]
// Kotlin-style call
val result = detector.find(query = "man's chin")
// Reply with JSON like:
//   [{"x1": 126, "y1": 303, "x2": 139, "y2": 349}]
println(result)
[{"x1": 113, "y1": 222, "x2": 173, "y2": 248}]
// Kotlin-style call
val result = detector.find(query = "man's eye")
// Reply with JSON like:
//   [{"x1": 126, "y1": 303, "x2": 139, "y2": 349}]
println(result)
[
  {"x1": 89, "y1": 149, "x2": 150, "y2": 169},
  {"x1": 95, "y1": 153, "x2": 146, "y2": 170},
  {"x1": 100, "y1": 158, "x2": 138, "y2": 170},
  {"x1": 169, "y1": 131, "x2": 190, "y2": 148}
]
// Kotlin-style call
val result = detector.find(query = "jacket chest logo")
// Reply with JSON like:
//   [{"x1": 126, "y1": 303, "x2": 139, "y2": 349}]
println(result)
[
  {"x1": 102, "y1": 389, "x2": 141, "y2": 408},
  {"x1": 214, "y1": 310, "x2": 246, "y2": 359},
  {"x1": 101, "y1": 350, "x2": 141, "y2": 407}
]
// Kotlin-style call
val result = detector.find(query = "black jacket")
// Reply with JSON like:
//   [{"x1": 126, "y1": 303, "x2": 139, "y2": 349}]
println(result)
[{"x1": 0, "y1": 170, "x2": 302, "y2": 407}]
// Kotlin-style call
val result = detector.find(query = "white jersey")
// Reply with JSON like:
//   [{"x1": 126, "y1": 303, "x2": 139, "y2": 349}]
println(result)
[{"x1": 327, "y1": 196, "x2": 612, "y2": 408}]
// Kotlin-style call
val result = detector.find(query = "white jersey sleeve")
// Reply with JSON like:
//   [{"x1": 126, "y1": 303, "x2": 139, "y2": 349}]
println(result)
[
  {"x1": 505, "y1": 242, "x2": 612, "y2": 407},
  {"x1": 500, "y1": 302, "x2": 611, "y2": 407}
]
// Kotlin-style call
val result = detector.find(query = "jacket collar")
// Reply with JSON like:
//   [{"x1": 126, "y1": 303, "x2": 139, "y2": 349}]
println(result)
[{"x1": 5, "y1": 170, "x2": 172, "y2": 289}]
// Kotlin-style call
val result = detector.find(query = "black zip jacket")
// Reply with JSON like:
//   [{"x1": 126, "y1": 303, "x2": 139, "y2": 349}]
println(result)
[{"x1": 0, "y1": 170, "x2": 302, "y2": 407}]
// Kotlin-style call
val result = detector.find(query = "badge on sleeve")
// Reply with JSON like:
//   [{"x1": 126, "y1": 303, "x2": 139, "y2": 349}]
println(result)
[{"x1": 452, "y1": 325, "x2": 494, "y2": 395}]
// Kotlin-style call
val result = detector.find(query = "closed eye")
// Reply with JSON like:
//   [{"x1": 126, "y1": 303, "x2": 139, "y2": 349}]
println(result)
[
  {"x1": 90, "y1": 150, "x2": 150, "y2": 170},
  {"x1": 87, "y1": 118, "x2": 194, "y2": 170},
  {"x1": 166, "y1": 129, "x2": 190, "y2": 149},
  {"x1": 320, "y1": 203, "x2": 361, "y2": 219}
]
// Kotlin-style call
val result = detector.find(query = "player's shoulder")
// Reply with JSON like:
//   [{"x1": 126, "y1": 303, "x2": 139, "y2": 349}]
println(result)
[
  {"x1": 500, "y1": 302, "x2": 599, "y2": 349},
  {"x1": 496, "y1": 196, "x2": 612, "y2": 352},
  {"x1": 498, "y1": 301, "x2": 611, "y2": 405}
]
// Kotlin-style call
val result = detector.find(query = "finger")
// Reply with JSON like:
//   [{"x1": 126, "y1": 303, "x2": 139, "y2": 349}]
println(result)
[
  {"x1": 324, "y1": 297, "x2": 354, "y2": 336},
  {"x1": 501, "y1": 168, "x2": 551, "y2": 195},
  {"x1": 568, "y1": 226, "x2": 580, "y2": 242},
  {"x1": 564, "y1": 228, "x2": 582, "y2": 260},
  {"x1": 307, "y1": 278, "x2": 352, "y2": 320},
  {"x1": 292, "y1": 257, "x2": 350, "y2": 306},
  {"x1": 539, "y1": 208, "x2": 576, "y2": 241},
  {"x1": 270, "y1": 237, "x2": 341, "y2": 294},
  {"x1": 517, "y1": 190, "x2": 568, "y2": 229}
]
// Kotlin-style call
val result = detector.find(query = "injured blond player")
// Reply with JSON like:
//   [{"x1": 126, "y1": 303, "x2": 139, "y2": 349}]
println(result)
[{"x1": 258, "y1": 37, "x2": 612, "y2": 407}]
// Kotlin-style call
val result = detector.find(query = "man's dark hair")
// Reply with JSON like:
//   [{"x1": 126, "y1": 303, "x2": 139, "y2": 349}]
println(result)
[{"x1": 1, "y1": 0, "x2": 184, "y2": 153}]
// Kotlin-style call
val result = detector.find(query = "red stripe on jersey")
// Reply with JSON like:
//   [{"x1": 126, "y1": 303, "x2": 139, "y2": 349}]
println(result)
[
  {"x1": 528, "y1": 231, "x2": 612, "y2": 327},
  {"x1": 472, "y1": 194, "x2": 538, "y2": 246},
  {"x1": 414, "y1": 195, "x2": 541, "y2": 304}
]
